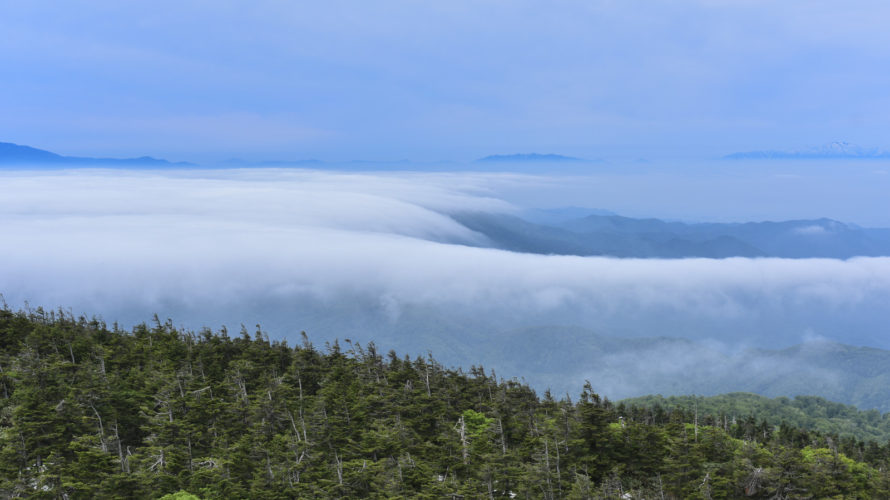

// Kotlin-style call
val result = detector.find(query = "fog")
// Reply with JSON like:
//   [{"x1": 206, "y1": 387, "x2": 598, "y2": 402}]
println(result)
[{"x1": 2, "y1": 167, "x2": 889, "y2": 399}]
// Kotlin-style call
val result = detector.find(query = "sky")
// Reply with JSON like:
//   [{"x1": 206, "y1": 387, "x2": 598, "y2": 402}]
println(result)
[{"x1": 3, "y1": 1, "x2": 890, "y2": 162}]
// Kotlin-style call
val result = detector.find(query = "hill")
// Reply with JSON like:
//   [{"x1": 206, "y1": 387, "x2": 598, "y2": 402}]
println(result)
[
  {"x1": 3, "y1": 306, "x2": 890, "y2": 498},
  {"x1": 725, "y1": 141, "x2": 890, "y2": 160},
  {"x1": 622, "y1": 393, "x2": 890, "y2": 443},
  {"x1": 451, "y1": 211, "x2": 890, "y2": 258}
]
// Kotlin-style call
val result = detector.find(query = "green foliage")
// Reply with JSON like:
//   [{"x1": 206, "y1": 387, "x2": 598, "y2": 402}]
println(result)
[
  {"x1": 461, "y1": 409, "x2": 494, "y2": 437},
  {"x1": 158, "y1": 491, "x2": 202, "y2": 500},
  {"x1": 2, "y1": 305, "x2": 890, "y2": 498},
  {"x1": 623, "y1": 392, "x2": 890, "y2": 443}
]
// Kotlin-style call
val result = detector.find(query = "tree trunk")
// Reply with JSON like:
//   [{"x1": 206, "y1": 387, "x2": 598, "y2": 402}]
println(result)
[
  {"x1": 457, "y1": 415, "x2": 469, "y2": 465},
  {"x1": 89, "y1": 402, "x2": 108, "y2": 453}
]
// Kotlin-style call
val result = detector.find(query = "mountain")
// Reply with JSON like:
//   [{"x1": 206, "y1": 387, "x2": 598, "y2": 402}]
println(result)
[
  {"x1": 451, "y1": 211, "x2": 890, "y2": 258},
  {"x1": 218, "y1": 157, "x2": 324, "y2": 167},
  {"x1": 725, "y1": 141, "x2": 890, "y2": 160},
  {"x1": 520, "y1": 206, "x2": 617, "y2": 225},
  {"x1": 0, "y1": 141, "x2": 193, "y2": 167},
  {"x1": 564, "y1": 215, "x2": 890, "y2": 258},
  {"x1": 453, "y1": 212, "x2": 765, "y2": 257},
  {"x1": 476, "y1": 152, "x2": 585, "y2": 162},
  {"x1": 0, "y1": 141, "x2": 66, "y2": 163}
]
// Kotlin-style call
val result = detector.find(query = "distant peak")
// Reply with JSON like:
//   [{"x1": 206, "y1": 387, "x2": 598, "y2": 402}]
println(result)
[
  {"x1": 725, "y1": 141, "x2": 890, "y2": 160},
  {"x1": 476, "y1": 153, "x2": 583, "y2": 162}
]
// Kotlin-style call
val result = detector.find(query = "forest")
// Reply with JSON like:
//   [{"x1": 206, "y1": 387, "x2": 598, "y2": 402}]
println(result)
[
  {"x1": 3, "y1": 305, "x2": 890, "y2": 499},
  {"x1": 624, "y1": 393, "x2": 890, "y2": 444}
]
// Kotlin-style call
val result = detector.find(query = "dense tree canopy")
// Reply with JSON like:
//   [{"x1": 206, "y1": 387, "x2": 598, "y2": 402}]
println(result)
[
  {"x1": 2, "y1": 305, "x2": 890, "y2": 498},
  {"x1": 622, "y1": 393, "x2": 890, "y2": 444}
]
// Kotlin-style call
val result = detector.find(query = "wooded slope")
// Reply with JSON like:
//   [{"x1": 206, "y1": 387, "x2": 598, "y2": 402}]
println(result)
[{"x1": 2, "y1": 306, "x2": 890, "y2": 499}]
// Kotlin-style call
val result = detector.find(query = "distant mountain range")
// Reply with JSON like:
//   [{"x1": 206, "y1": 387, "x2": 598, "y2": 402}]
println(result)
[
  {"x1": 451, "y1": 211, "x2": 890, "y2": 259},
  {"x1": 9, "y1": 140, "x2": 890, "y2": 167},
  {"x1": 0, "y1": 141, "x2": 193, "y2": 167},
  {"x1": 726, "y1": 141, "x2": 890, "y2": 160},
  {"x1": 1, "y1": 142, "x2": 601, "y2": 168},
  {"x1": 218, "y1": 158, "x2": 324, "y2": 167},
  {"x1": 476, "y1": 153, "x2": 585, "y2": 162}
]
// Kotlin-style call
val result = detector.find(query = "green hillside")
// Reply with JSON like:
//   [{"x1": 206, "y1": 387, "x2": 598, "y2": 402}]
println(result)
[
  {"x1": 3, "y1": 305, "x2": 890, "y2": 498},
  {"x1": 622, "y1": 393, "x2": 890, "y2": 443}
]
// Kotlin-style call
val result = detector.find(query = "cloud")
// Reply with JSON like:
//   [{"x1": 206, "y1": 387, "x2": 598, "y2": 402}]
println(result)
[
  {"x1": 2, "y1": 168, "x2": 889, "y2": 350},
  {"x1": 3, "y1": 167, "x2": 890, "y2": 400}
]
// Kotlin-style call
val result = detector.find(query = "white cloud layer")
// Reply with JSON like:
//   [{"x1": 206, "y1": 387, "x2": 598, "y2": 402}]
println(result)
[{"x1": 2, "y1": 168, "x2": 889, "y2": 384}]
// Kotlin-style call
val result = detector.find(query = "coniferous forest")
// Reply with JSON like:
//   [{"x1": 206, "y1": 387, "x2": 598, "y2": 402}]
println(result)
[{"x1": 4, "y1": 306, "x2": 890, "y2": 499}]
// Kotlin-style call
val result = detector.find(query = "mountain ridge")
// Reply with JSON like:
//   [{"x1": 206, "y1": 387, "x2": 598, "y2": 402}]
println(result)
[
  {"x1": 476, "y1": 152, "x2": 586, "y2": 162},
  {"x1": 451, "y1": 211, "x2": 890, "y2": 259},
  {"x1": 725, "y1": 141, "x2": 890, "y2": 160},
  {"x1": 0, "y1": 141, "x2": 194, "y2": 167}
]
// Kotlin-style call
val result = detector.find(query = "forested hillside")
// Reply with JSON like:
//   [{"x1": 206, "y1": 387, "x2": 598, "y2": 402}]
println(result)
[
  {"x1": 622, "y1": 393, "x2": 890, "y2": 444},
  {"x1": 3, "y1": 306, "x2": 890, "y2": 499},
  {"x1": 451, "y1": 211, "x2": 890, "y2": 259}
]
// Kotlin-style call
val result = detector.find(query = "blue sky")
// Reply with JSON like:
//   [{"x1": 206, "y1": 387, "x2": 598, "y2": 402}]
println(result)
[{"x1": 3, "y1": 1, "x2": 890, "y2": 162}]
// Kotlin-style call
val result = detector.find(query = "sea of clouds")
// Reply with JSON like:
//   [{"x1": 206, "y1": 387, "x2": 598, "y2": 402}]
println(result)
[{"x1": 2, "y1": 168, "x2": 890, "y2": 396}]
